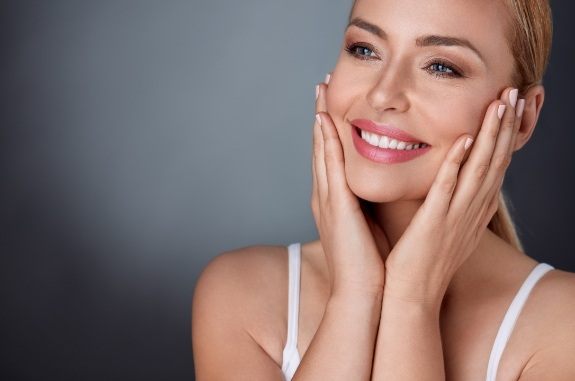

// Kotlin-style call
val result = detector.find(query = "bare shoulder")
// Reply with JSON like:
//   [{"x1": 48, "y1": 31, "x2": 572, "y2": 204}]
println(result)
[
  {"x1": 192, "y1": 244, "x2": 290, "y2": 377},
  {"x1": 531, "y1": 267, "x2": 575, "y2": 325},
  {"x1": 193, "y1": 243, "x2": 290, "y2": 330},
  {"x1": 518, "y1": 268, "x2": 575, "y2": 380},
  {"x1": 195, "y1": 244, "x2": 288, "y2": 297}
]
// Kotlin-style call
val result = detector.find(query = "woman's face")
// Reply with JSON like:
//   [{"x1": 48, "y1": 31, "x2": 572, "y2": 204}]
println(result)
[{"x1": 326, "y1": 0, "x2": 516, "y2": 202}]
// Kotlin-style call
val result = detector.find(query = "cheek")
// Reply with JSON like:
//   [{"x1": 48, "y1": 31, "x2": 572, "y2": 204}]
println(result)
[
  {"x1": 325, "y1": 76, "x2": 356, "y2": 124},
  {"x1": 423, "y1": 94, "x2": 487, "y2": 148}
]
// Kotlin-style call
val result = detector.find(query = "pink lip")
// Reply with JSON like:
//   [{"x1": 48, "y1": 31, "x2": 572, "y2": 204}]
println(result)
[
  {"x1": 350, "y1": 122, "x2": 431, "y2": 164},
  {"x1": 350, "y1": 119, "x2": 426, "y2": 144}
]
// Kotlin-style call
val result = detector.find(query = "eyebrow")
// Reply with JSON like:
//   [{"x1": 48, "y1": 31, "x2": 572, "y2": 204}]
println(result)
[{"x1": 346, "y1": 17, "x2": 485, "y2": 63}]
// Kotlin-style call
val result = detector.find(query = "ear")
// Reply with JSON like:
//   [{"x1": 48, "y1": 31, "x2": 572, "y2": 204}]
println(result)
[{"x1": 513, "y1": 85, "x2": 545, "y2": 151}]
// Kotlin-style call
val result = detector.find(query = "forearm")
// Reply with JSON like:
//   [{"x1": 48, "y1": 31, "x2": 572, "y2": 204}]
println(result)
[
  {"x1": 371, "y1": 294, "x2": 445, "y2": 381},
  {"x1": 292, "y1": 290, "x2": 383, "y2": 381}
]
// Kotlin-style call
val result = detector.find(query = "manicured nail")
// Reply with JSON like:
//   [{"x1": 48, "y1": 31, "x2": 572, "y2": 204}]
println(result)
[
  {"x1": 315, "y1": 113, "x2": 322, "y2": 126},
  {"x1": 315, "y1": 84, "x2": 319, "y2": 100},
  {"x1": 497, "y1": 105, "x2": 506, "y2": 119},
  {"x1": 464, "y1": 137, "x2": 473, "y2": 150},
  {"x1": 325, "y1": 73, "x2": 331, "y2": 84},
  {"x1": 509, "y1": 89, "x2": 518, "y2": 108},
  {"x1": 516, "y1": 99, "x2": 525, "y2": 117}
]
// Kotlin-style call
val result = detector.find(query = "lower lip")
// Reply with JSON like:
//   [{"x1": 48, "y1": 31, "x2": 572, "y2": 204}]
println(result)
[{"x1": 351, "y1": 126, "x2": 431, "y2": 164}]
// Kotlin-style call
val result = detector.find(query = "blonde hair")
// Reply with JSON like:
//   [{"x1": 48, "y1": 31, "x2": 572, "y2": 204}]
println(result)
[{"x1": 348, "y1": 0, "x2": 553, "y2": 252}]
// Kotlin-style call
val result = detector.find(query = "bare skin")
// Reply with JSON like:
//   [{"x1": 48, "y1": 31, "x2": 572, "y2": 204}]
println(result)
[
  {"x1": 192, "y1": 0, "x2": 575, "y2": 379},
  {"x1": 196, "y1": 233, "x2": 575, "y2": 381},
  {"x1": 206, "y1": 237, "x2": 575, "y2": 380}
]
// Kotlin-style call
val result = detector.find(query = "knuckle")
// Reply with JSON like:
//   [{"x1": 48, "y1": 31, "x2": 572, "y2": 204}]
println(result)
[
  {"x1": 489, "y1": 199, "x2": 499, "y2": 216},
  {"x1": 503, "y1": 115, "x2": 516, "y2": 128},
  {"x1": 323, "y1": 139, "x2": 336, "y2": 156},
  {"x1": 438, "y1": 179, "x2": 456, "y2": 194},
  {"x1": 493, "y1": 153, "x2": 511, "y2": 171},
  {"x1": 488, "y1": 124, "x2": 500, "y2": 139},
  {"x1": 452, "y1": 155, "x2": 463, "y2": 166},
  {"x1": 474, "y1": 163, "x2": 490, "y2": 182},
  {"x1": 313, "y1": 138, "x2": 321, "y2": 154},
  {"x1": 310, "y1": 202, "x2": 317, "y2": 216}
]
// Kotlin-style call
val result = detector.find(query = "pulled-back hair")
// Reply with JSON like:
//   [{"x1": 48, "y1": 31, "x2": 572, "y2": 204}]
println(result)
[{"x1": 348, "y1": 0, "x2": 553, "y2": 251}]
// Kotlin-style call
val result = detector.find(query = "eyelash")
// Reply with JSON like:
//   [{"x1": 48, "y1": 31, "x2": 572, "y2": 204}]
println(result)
[{"x1": 344, "y1": 42, "x2": 464, "y2": 79}]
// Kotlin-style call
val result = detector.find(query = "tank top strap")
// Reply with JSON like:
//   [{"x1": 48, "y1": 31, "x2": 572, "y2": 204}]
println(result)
[
  {"x1": 485, "y1": 262, "x2": 554, "y2": 381},
  {"x1": 283, "y1": 243, "x2": 301, "y2": 374}
]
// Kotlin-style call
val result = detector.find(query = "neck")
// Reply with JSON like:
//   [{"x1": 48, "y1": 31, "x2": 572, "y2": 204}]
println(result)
[
  {"x1": 368, "y1": 199, "x2": 508, "y2": 300},
  {"x1": 371, "y1": 199, "x2": 423, "y2": 249}
]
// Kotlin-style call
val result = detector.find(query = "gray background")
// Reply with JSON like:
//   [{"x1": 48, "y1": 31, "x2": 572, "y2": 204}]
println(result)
[{"x1": 1, "y1": 1, "x2": 574, "y2": 380}]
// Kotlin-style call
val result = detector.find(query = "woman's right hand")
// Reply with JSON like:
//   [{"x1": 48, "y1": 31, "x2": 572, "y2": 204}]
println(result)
[{"x1": 311, "y1": 76, "x2": 390, "y2": 297}]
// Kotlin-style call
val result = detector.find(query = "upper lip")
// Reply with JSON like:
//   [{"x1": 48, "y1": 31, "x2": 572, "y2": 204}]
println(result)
[{"x1": 350, "y1": 118, "x2": 427, "y2": 144}]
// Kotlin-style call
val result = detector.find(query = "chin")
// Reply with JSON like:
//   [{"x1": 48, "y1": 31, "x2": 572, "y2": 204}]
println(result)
[
  {"x1": 345, "y1": 163, "x2": 430, "y2": 203},
  {"x1": 346, "y1": 168, "x2": 404, "y2": 202}
]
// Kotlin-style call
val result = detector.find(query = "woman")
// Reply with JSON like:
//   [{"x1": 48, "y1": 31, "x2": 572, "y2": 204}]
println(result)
[{"x1": 192, "y1": 0, "x2": 575, "y2": 380}]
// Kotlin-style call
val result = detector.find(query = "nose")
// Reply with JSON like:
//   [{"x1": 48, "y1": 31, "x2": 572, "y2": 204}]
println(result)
[{"x1": 365, "y1": 62, "x2": 410, "y2": 114}]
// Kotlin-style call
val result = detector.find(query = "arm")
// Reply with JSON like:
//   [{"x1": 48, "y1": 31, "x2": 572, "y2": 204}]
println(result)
[
  {"x1": 292, "y1": 289, "x2": 383, "y2": 380},
  {"x1": 370, "y1": 287, "x2": 445, "y2": 381},
  {"x1": 371, "y1": 88, "x2": 523, "y2": 380},
  {"x1": 192, "y1": 252, "x2": 286, "y2": 381},
  {"x1": 301, "y1": 80, "x2": 389, "y2": 379}
]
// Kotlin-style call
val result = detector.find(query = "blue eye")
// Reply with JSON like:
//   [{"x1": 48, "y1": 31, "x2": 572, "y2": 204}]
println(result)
[
  {"x1": 426, "y1": 61, "x2": 462, "y2": 78},
  {"x1": 345, "y1": 43, "x2": 378, "y2": 60},
  {"x1": 345, "y1": 41, "x2": 464, "y2": 79}
]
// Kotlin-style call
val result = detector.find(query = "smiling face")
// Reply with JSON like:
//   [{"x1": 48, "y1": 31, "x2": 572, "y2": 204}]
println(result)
[{"x1": 326, "y1": 0, "x2": 517, "y2": 202}]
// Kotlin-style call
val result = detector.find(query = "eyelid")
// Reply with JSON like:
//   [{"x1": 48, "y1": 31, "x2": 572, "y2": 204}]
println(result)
[
  {"x1": 345, "y1": 40, "x2": 381, "y2": 60},
  {"x1": 422, "y1": 58, "x2": 465, "y2": 78},
  {"x1": 345, "y1": 40, "x2": 467, "y2": 78}
]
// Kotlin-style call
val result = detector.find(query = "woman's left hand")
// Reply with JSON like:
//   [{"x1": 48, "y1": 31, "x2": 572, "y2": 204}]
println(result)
[{"x1": 384, "y1": 87, "x2": 525, "y2": 308}]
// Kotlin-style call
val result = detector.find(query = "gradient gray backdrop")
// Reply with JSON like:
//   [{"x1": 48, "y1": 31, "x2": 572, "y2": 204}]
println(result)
[{"x1": 1, "y1": 1, "x2": 574, "y2": 380}]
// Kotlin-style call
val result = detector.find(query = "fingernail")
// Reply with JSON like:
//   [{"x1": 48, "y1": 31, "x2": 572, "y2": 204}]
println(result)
[
  {"x1": 497, "y1": 104, "x2": 506, "y2": 119},
  {"x1": 315, "y1": 84, "x2": 319, "y2": 100},
  {"x1": 464, "y1": 137, "x2": 473, "y2": 150},
  {"x1": 509, "y1": 89, "x2": 518, "y2": 108},
  {"x1": 325, "y1": 73, "x2": 331, "y2": 84},
  {"x1": 516, "y1": 99, "x2": 525, "y2": 117},
  {"x1": 315, "y1": 113, "x2": 322, "y2": 126}
]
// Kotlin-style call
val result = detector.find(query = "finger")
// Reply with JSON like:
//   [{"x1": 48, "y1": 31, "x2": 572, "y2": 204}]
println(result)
[
  {"x1": 313, "y1": 108, "x2": 328, "y2": 204},
  {"x1": 317, "y1": 82, "x2": 328, "y2": 113},
  {"x1": 317, "y1": 110, "x2": 349, "y2": 200},
  {"x1": 449, "y1": 88, "x2": 516, "y2": 213},
  {"x1": 316, "y1": 81, "x2": 348, "y2": 196},
  {"x1": 311, "y1": 131, "x2": 320, "y2": 223},
  {"x1": 482, "y1": 97, "x2": 525, "y2": 215},
  {"x1": 479, "y1": 88, "x2": 519, "y2": 197},
  {"x1": 423, "y1": 134, "x2": 472, "y2": 218},
  {"x1": 507, "y1": 98, "x2": 525, "y2": 157}
]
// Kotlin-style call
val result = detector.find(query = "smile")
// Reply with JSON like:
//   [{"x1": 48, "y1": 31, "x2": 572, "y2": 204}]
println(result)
[
  {"x1": 359, "y1": 129, "x2": 429, "y2": 150},
  {"x1": 351, "y1": 126, "x2": 431, "y2": 164}
]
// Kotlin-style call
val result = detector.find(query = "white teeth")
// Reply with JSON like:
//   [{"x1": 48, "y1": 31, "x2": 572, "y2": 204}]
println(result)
[
  {"x1": 378, "y1": 136, "x2": 389, "y2": 148},
  {"x1": 360, "y1": 130, "x2": 426, "y2": 150}
]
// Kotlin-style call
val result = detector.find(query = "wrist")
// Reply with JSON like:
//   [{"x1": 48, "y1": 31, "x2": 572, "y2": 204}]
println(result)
[
  {"x1": 330, "y1": 284, "x2": 384, "y2": 302},
  {"x1": 382, "y1": 289, "x2": 442, "y2": 317},
  {"x1": 330, "y1": 275, "x2": 385, "y2": 299},
  {"x1": 382, "y1": 278, "x2": 446, "y2": 316}
]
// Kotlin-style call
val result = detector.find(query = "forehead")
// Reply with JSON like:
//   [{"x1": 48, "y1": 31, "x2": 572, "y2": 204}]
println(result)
[{"x1": 351, "y1": 0, "x2": 513, "y2": 65}]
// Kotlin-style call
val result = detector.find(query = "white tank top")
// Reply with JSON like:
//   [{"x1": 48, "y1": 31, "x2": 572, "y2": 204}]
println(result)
[{"x1": 281, "y1": 242, "x2": 554, "y2": 381}]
